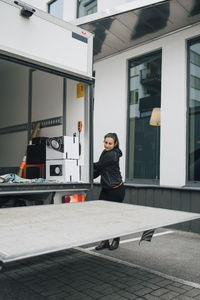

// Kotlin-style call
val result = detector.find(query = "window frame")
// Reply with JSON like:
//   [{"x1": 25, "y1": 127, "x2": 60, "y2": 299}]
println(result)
[
  {"x1": 126, "y1": 50, "x2": 162, "y2": 185},
  {"x1": 77, "y1": 0, "x2": 97, "y2": 18},
  {"x1": 186, "y1": 36, "x2": 200, "y2": 186}
]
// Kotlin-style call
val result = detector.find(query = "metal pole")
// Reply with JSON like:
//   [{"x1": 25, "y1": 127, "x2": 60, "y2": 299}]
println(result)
[{"x1": 156, "y1": 125, "x2": 159, "y2": 180}]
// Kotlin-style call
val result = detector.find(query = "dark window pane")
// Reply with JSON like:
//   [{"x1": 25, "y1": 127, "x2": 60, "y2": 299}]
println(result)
[
  {"x1": 77, "y1": 0, "x2": 97, "y2": 18},
  {"x1": 48, "y1": 0, "x2": 63, "y2": 19},
  {"x1": 127, "y1": 51, "x2": 162, "y2": 181},
  {"x1": 188, "y1": 39, "x2": 200, "y2": 182}
]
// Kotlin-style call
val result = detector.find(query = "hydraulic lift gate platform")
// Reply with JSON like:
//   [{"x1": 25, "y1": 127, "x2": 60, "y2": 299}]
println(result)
[{"x1": 0, "y1": 200, "x2": 200, "y2": 264}]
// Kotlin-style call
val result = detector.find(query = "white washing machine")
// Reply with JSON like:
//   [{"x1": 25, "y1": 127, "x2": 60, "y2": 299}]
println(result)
[
  {"x1": 46, "y1": 136, "x2": 79, "y2": 160},
  {"x1": 46, "y1": 159, "x2": 79, "y2": 182}
]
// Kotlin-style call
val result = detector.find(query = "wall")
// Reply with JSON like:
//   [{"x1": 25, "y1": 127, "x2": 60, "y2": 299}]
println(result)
[
  {"x1": 32, "y1": 70, "x2": 63, "y2": 137},
  {"x1": 93, "y1": 23, "x2": 200, "y2": 188},
  {"x1": 98, "y1": 0, "x2": 134, "y2": 11},
  {"x1": 97, "y1": 0, "x2": 165, "y2": 12},
  {"x1": 25, "y1": 0, "x2": 47, "y2": 11},
  {"x1": 23, "y1": 0, "x2": 76, "y2": 21},
  {"x1": 160, "y1": 33, "x2": 187, "y2": 187},
  {"x1": 0, "y1": 63, "x2": 63, "y2": 168},
  {"x1": 66, "y1": 79, "x2": 85, "y2": 165},
  {"x1": 0, "y1": 62, "x2": 28, "y2": 127},
  {"x1": 63, "y1": 0, "x2": 77, "y2": 21},
  {"x1": 93, "y1": 54, "x2": 127, "y2": 181},
  {"x1": 25, "y1": 0, "x2": 166, "y2": 25},
  {"x1": 0, "y1": 61, "x2": 29, "y2": 167},
  {"x1": 66, "y1": 79, "x2": 90, "y2": 181}
]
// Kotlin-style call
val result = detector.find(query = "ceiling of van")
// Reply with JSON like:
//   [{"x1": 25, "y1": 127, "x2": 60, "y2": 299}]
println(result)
[{"x1": 80, "y1": 0, "x2": 200, "y2": 62}]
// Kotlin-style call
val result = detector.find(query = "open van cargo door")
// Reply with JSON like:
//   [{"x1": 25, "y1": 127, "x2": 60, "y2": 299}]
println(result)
[{"x1": 0, "y1": 0, "x2": 93, "y2": 80}]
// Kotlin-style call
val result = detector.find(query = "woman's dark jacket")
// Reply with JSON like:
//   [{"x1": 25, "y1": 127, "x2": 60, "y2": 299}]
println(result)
[{"x1": 93, "y1": 148, "x2": 122, "y2": 189}]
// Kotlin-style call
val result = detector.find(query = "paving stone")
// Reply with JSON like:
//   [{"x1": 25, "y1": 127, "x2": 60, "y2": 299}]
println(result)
[
  {"x1": 1, "y1": 249, "x2": 200, "y2": 300},
  {"x1": 184, "y1": 288, "x2": 200, "y2": 297},
  {"x1": 126, "y1": 279, "x2": 143, "y2": 286},
  {"x1": 113, "y1": 281, "x2": 129, "y2": 289},
  {"x1": 62, "y1": 294, "x2": 92, "y2": 300},
  {"x1": 135, "y1": 274, "x2": 151, "y2": 282},
  {"x1": 160, "y1": 291, "x2": 179, "y2": 299},
  {"x1": 46, "y1": 291, "x2": 72, "y2": 299},
  {"x1": 167, "y1": 284, "x2": 188, "y2": 294},
  {"x1": 118, "y1": 290, "x2": 138, "y2": 299},
  {"x1": 47, "y1": 296, "x2": 65, "y2": 300},
  {"x1": 98, "y1": 294, "x2": 127, "y2": 300},
  {"x1": 143, "y1": 295, "x2": 161, "y2": 300},
  {"x1": 181, "y1": 285, "x2": 194, "y2": 291},
  {"x1": 84, "y1": 288, "x2": 102, "y2": 299},
  {"x1": 38, "y1": 288, "x2": 60, "y2": 297},
  {"x1": 151, "y1": 287, "x2": 169, "y2": 297},
  {"x1": 148, "y1": 277, "x2": 167, "y2": 284},
  {"x1": 134, "y1": 287, "x2": 153, "y2": 296},
  {"x1": 156, "y1": 279, "x2": 173, "y2": 287},
  {"x1": 92, "y1": 283, "x2": 111, "y2": 292},
  {"x1": 0, "y1": 278, "x2": 45, "y2": 300},
  {"x1": 125, "y1": 284, "x2": 146, "y2": 293},
  {"x1": 174, "y1": 295, "x2": 196, "y2": 300},
  {"x1": 172, "y1": 282, "x2": 184, "y2": 287},
  {"x1": 142, "y1": 282, "x2": 159, "y2": 290}
]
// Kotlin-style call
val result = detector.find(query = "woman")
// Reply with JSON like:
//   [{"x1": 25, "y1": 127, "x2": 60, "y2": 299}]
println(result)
[{"x1": 94, "y1": 132, "x2": 125, "y2": 250}]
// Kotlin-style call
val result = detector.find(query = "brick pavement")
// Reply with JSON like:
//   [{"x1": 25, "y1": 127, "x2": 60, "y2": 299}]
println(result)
[{"x1": 0, "y1": 248, "x2": 200, "y2": 300}]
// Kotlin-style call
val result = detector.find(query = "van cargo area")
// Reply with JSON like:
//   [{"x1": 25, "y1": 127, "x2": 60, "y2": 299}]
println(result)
[{"x1": 0, "y1": 56, "x2": 93, "y2": 206}]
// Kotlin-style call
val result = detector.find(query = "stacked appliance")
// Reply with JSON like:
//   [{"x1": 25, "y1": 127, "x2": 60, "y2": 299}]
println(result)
[
  {"x1": 24, "y1": 137, "x2": 47, "y2": 179},
  {"x1": 46, "y1": 136, "x2": 79, "y2": 182}
]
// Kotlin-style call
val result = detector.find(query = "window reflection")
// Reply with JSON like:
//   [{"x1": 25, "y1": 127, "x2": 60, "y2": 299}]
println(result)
[
  {"x1": 77, "y1": 0, "x2": 97, "y2": 18},
  {"x1": 188, "y1": 39, "x2": 200, "y2": 182},
  {"x1": 127, "y1": 52, "x2": 161, "y2": 180},
  {"x1": 48, "y1": 0, "x2": 63, "y2": 19}
]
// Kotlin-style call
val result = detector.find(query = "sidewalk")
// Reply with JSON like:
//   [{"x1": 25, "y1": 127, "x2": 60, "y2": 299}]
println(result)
[{"x1": 1, "y1": 246, "x2": 200, "y2": 300}]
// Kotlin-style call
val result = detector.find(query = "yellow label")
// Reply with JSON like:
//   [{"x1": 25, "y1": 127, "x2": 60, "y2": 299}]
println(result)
[{"x1": 77, "y1": 83, "x2": 84, "y2": 98}]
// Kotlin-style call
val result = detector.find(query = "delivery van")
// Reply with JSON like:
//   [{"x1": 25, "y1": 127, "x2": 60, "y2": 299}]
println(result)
[{"x1": 0, "y1": 0, "x2": 94, "y2": 205}]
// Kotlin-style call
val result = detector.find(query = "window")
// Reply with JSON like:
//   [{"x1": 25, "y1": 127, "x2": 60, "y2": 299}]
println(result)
[
  {"x1": 191, "y1": 75, "x2": 200, "y2": 91},
  {"x1": 130, "y1": 89, "x2": 139, "y2": 105},
  {"x1": 188, "y1": 38, "x2": 200, "y2": 182},
  {"x1": 48, "y1": 0, "x2": 63, "y2": 19},
  {"x1": 127, "y1": 51, "x2": 162, "y2": 181},
  {"x1": 77, "y1": 0, "x2": 97, "y2": 18}
]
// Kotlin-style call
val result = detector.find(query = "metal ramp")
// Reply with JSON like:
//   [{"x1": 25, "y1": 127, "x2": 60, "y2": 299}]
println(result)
[{"x1": 0, "y1": 200, "x2": 199, "y2": 267}]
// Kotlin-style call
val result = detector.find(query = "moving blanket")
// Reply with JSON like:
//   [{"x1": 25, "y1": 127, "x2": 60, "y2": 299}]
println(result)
[
  {"x1": 0, "y1": 173, "x2": 54, "y2": 183},
  {"x1": 0, "y1": 200, "x2": 200, "y2": 263}
]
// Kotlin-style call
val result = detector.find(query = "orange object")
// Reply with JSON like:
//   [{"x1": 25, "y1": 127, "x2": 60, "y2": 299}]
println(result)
[
  {"x1": 78, "y1": 121, "x2": 82, "y2": 132},
  {"x1": 23, "y1": 164, "x2": 45, "y2": 179},
  {"x1": 63, "y1": 194, "x2": 85, "y2": 203},
  {"x1": 19, "y1": 161, "x2": 26, "y2": 170},
  {"x1": 112, "y1": 181, "x2": 123, "y2": 189}
]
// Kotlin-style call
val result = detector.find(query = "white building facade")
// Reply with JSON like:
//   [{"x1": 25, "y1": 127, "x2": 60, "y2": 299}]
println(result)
[{"x1": 35, "y1": 0, "x2": 200, "y2": 187}]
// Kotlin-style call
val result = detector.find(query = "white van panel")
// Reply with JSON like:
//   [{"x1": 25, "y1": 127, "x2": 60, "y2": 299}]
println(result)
[{"x1": 0, "y1": 0, "x2": 93, "y2": 79}]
